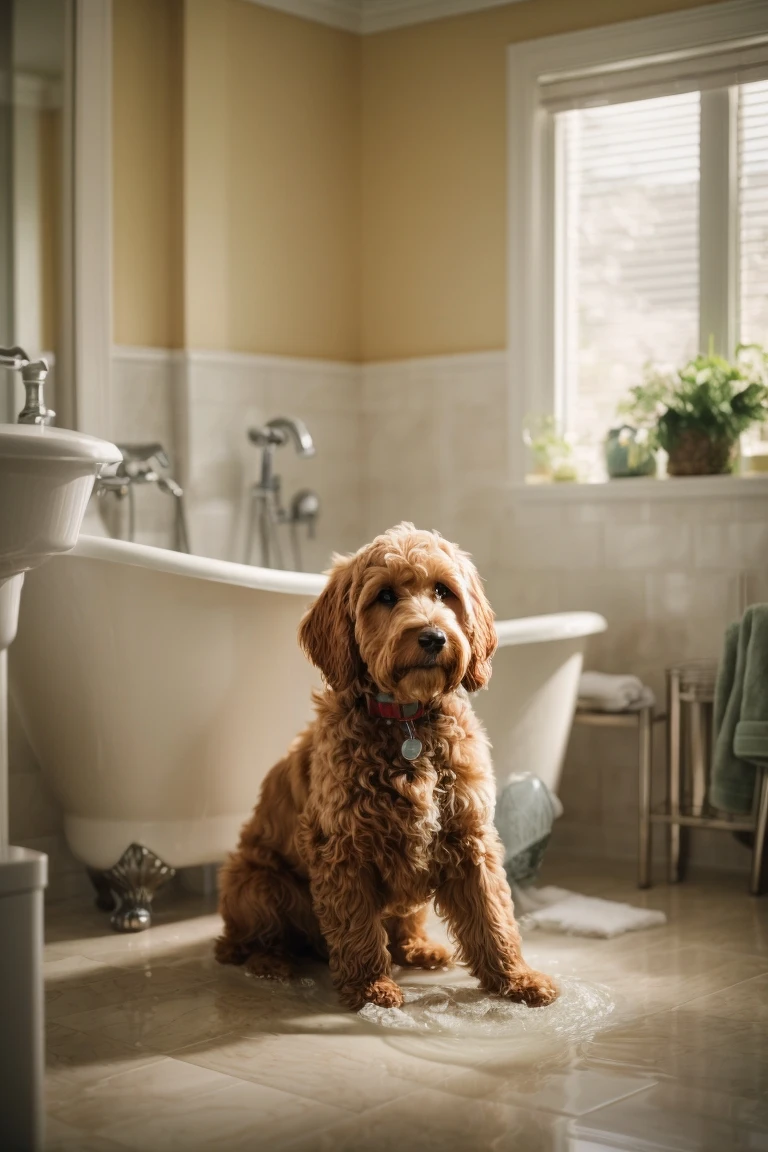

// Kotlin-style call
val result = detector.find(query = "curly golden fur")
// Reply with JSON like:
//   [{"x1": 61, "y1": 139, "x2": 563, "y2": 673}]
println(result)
[{"x1": 215, "y1": 523, "x2": 558, "y2": 1011}]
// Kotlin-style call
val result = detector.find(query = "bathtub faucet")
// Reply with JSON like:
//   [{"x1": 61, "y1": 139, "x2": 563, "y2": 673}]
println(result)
[
  {"x1": 245, "y1": 417, "x2": 319, "y2": 571},
  {"x1": 0, "y1": 345, "x2": 55, "y2": 425},
  {"x1": 95, "y1": 443, "x2": 190, "y2": 553}
]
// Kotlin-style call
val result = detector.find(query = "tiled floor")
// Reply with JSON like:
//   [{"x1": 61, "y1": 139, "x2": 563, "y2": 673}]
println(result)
[{"x1": 42, "y1": 857, "x2": 768, "y2": 1151}]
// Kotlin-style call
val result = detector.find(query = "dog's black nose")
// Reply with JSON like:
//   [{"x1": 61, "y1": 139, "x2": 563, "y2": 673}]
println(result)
[{"x1": 418, "y1": 627, "x2": 447, "y2": 654}]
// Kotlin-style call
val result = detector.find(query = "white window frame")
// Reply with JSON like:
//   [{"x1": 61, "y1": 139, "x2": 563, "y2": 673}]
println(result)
[{"x1": 506, "y1": 0, "x2": 768, "y2": 482}]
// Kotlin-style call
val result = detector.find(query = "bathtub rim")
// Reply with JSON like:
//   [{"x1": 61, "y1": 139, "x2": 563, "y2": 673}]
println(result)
[
  {"x1": 494, "y1": 612, "x2": 606, "y2": 648},
  {"x1": 68, "y1": 536, "x2": 607, "y2": 644},
  {"x1": 70, "y1": 533, "x2": 327, "y2": 596}
]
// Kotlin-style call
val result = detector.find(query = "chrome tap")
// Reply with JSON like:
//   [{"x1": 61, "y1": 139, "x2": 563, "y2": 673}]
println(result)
[
  {"x1": 95, "y1": 443, "x2": 190, "y2": 553},
  {"x1": 0, "y1": 345, "x2": 55, "y2": 425},
  {"x1": 245, "y1": 417, "x2": 319, "y2": 570}
]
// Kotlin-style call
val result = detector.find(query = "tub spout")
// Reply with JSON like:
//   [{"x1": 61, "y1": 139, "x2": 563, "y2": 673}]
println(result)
[{"x1": 248, "y1": 416, "x2": 315, "y2": 458}]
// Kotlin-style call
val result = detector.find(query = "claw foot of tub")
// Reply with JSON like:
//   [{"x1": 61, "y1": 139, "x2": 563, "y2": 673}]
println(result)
[{"x1": 89, "y1": 843, "x2": 176, "y2": 932}]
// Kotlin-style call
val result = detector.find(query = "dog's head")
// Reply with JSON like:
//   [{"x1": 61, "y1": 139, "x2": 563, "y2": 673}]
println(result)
[{"x1": 299, "y1": 523, "x2": 496, "y2": 701}]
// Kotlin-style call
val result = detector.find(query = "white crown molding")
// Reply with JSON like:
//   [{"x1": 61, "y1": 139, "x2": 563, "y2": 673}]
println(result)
[
  {"x1": 361, "y1": 0, "x2": 528, "y2": 35},
  {"x1": 242, "y1": 0, "x2": 361, "y2": 32},
  {"x1": 243, "y1": 0, "x2": 529, "y2": 35}
]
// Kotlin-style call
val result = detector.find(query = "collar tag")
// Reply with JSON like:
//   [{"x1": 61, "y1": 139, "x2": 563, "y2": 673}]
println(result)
[{"x1": 400, "y1": 720, "x2": 423, "y2": 762}]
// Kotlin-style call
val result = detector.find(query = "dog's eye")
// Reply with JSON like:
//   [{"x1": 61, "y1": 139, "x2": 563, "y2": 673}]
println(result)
[
  {"x1": 434, "y1": 582, "x2": 452, "y2": 601},
  {"x1": 376, "y1": 587, "x2": 398, "y2": 606}
]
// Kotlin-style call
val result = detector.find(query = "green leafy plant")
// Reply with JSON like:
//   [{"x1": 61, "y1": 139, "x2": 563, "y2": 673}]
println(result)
[
  {"x1": 618, "y1": 343, "x2": 768, "y2": 474},
  {"x1": 523, "y1": 414, "x2": 578, "y2": 482}
]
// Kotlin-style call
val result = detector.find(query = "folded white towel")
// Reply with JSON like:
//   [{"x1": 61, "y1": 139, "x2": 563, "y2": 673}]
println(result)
[
  {"x1": 511, "y1": 884, "x2": 666, "y2": 938},
  {"x1": 577, "y1": 672, "x2": 655, "y2": 713}
]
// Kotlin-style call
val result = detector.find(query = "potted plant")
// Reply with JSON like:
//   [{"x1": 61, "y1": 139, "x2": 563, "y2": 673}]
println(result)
[
  {"x1": 604, "y1": 425, "x2": 657, "y2": 478},
  {"x1": 523, "y1": 415, "x2": 578, "y2": 482},
  {"x1": 619, "y1": 343, "x2": 768, "y2": 476}
]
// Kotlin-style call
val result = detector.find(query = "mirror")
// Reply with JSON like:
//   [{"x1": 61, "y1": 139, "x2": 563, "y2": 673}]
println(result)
[{"x1": 0, "y1": 0, "x2": 70, "y2": 423}]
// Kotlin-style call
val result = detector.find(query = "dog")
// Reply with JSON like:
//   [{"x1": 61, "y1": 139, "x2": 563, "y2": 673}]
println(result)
[{"x1": 215, "y1": 523, "x2": 558, "y2": 1012}]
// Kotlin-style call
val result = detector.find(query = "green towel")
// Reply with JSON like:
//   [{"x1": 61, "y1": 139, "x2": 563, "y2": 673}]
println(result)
[{"x1": 710, "y1": 605, "x2": 768, "y2": 815}]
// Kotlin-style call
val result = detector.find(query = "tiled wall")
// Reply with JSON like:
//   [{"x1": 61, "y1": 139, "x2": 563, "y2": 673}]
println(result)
[
  {"x1": 182, "y1": 351, "x2": 364, "y2": 571},
  {"x1": 10, "y1": 347, "x2": 768, "y2": 892},
  {"x1": 361, "y1": 354, "x2": 768, "y2": 875}
]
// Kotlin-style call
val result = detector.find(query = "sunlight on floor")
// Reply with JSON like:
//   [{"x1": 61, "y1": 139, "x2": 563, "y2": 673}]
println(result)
[{"x1": 42, "y1": 857, "x2": 768, "y2": 1151}]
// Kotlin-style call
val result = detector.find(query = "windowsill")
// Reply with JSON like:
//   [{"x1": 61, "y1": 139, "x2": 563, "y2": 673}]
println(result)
[{"x1": 509, "y1": 474, "x2": 768, "y2": 501}]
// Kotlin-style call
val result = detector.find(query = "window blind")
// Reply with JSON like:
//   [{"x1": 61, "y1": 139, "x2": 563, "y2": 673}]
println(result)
[
  {"x1": 739, "y1": 79, "x2": 768, "y2": 346},
  {"x1": 559, "y1": 93, "x2": 700, "y2": 464},
  {"x1": 541, "y1": 39, "x2": 768, "y2": 112}
]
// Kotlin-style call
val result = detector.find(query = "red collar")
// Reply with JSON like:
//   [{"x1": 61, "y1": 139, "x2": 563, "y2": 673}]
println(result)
[{"x1": 366, "y1": 693, "x2": 426, "y2": 722}]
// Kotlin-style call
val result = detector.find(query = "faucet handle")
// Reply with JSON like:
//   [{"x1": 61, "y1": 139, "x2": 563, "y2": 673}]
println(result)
[
  {"x1": 18, "y1": 359, "x2": 55, "y2": 425},
  {"x1": 0, "y1": 345, "x2": 29, "y2": 369},
  {"x1": 290, "y1": 489, "x2": 320, "y2": 538}
]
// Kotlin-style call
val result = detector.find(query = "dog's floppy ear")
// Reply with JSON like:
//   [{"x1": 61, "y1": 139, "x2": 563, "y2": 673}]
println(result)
[
  {"x1": 459, "y1": 552, "x2": 497, "y2": 693},
  {"x1": 299, "y1": 553, "x2": 362, "y2": 691}
]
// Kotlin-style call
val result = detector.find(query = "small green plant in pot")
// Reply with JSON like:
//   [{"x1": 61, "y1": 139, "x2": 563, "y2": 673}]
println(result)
[
  {"x1": 523, "y1": 414, "x2": 578, "y2": 482},
  {"x1": 619, "y1": 343, "x2": 768, "y2": 476}
]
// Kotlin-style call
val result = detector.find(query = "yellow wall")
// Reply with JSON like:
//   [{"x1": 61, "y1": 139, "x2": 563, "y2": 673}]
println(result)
[
  {"x1": 112, "y1": 0, "x2": 729, "y2": 360},
  {"x1": 184, "y1": 0, "x2": 360, "y2": 359},
  {"x1": 113, "y1": 0, "x2": 184, "y2": 348},
  {"x1": 360, "y1": 0, "x2": 728, "y2": 361}
]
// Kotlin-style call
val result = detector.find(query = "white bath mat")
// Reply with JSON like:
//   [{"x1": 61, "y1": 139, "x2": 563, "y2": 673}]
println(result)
[{"x1": 511, "y1": 884, "x2": 667, "y2": 938}]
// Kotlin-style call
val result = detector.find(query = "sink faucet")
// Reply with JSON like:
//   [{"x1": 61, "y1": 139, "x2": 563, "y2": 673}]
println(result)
[
  {"x1": 0, "y1": 346, "x2": 55, "y2": 425},
  {"x1": 245, "y1": 417, "x2": 319, "y2": 570}
]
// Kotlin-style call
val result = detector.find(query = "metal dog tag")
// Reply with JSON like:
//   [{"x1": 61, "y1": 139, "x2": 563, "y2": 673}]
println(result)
[
  {"x1": 401, "y1": 737, "x2": 423, "y2": 761},
  {"x1": 401, "y1": 720, "x2": 422, "y2": 761}
]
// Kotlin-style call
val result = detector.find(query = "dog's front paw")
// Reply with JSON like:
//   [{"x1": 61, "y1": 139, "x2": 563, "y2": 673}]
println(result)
[
  {"x1": 340, "y1": 976, "x2": 404, "y2": 1011},
  {"x1": 496, "y1": 967, "x2": 559, "y2": 1007},
  {"x1": 392, "y1": 938, "x2": 454, "y2": 970}
]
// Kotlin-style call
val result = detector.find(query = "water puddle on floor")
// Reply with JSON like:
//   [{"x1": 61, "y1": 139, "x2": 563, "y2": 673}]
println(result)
[
  {"x1": 268, "y1": 964, "x2": 618, "y2": 1072},
  {"x1": 356, "y1": 977, "x2": 614, "y2": 1040}
]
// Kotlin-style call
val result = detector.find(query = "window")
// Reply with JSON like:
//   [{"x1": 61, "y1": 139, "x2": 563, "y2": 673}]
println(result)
[
  {"x1": 740, "y1": 80, "x2": 768, "y2": 347},
  {"x1": 559, "y1": 92, "x2": 701, "y2": 467},
  {"x1": 507, "y1": 3, "x2": 768, "y2": 482}
]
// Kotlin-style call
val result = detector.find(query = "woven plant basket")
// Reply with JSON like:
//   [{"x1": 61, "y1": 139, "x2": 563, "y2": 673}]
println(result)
[{"x1": 666, "y1": 430, "x2": 735, "y2": 476}]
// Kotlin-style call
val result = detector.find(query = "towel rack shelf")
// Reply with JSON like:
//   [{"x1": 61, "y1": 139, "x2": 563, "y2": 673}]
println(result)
[
  {"x1": 649, "y1": 808, "x2": 756, "y2": 833},
  {"x1": 573, "y1": 678, "x2": 768, "y2": 893},
  {"x1": 666, "y1": 662, "x2": 768, "y2": 896}
]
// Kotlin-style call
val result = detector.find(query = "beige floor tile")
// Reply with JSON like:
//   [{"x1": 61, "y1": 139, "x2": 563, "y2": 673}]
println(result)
[
  {"x1": 46, "y1": 1022, "x2": 164, "y2": 1087},
  {"x1": 446, "y1": 1065, "x2": 656, "y2": 1117},
  {"x1": 55, "y1": 982, "x2": 279, "y2": 1055},
  {"x1": 39, "y1": 858, "x2": 768, "y2": 1151},
  {"x1": 44, "y1": 1114, "x2": 128, "y2": 1152},
  {"x1": 46, "y1": 961, "x2": 214, "y2": 1023},
  {"x1": 679, "y1": 971, "x2": 768, "y2": 1023},
  {"x1": 172, "y1": 1031, "x2": 427, "y2": 1113},
  {"x1": 586, "y1": 944, "x2": 768, "y2": 1017},
  {"x1": 576, "y1": 1081, "x2": 768, "y2": 1152},
  {"x1": 582, "y1": 1009, "x2": 768, "y2": 1100},
  {"x1": 45, "y1": 955, "x2": 112, "y2": 982},
  {"x1": 102, "y1": 1077, "x2": 347, "y2": 1152},
  {"x1": 47, "y1": 1055, "x2": 238, "y2": 1132},
  {"x1": 280, "y1": 1085, "x2": 570, "y2": 1152}
]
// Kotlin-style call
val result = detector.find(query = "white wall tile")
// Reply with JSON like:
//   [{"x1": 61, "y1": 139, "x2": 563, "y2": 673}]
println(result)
[
  {"x1": 694, "y1": 522, "x2": 768, "y2": 571},
  {"x1": 604, "y1": 523, "x2": 693, "y2": 570}
]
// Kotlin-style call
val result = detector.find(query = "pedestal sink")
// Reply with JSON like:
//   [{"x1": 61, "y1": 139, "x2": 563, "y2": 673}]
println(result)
[{"x1": 0, "y1": 423, "x2": 121, "y2": 1152}]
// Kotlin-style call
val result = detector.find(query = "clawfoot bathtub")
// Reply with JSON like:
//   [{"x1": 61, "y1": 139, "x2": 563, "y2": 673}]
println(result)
[{"x1": 10, "y1": 536, "x2": 605, "y2": 929}]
